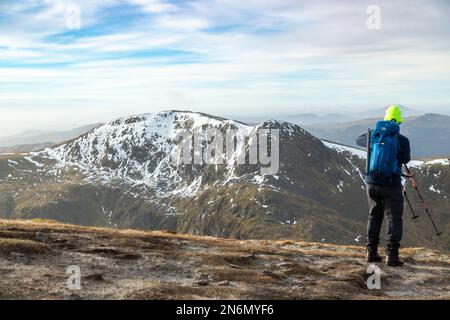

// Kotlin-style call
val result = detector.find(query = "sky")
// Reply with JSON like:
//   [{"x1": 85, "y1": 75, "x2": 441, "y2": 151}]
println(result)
[{"x1": 1, "y1": 0, "x2": 450, "y2": 136}]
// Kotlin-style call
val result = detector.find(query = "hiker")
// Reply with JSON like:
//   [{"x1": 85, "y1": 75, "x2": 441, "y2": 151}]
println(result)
[{"x1": 356, "y1": 105, "x2": 411, "y2": 267}]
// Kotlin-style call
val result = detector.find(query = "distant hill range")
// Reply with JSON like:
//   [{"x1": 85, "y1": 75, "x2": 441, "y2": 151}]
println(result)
[
  {"x1": 305, "y1": 113, "x2": 450, "y2": 158},
  {"x1": 232, "y1": 105, "x2": 424, "y2": 126},
  {"x1": 0, "y1": 124, "x2": 98, "y2": 153}
]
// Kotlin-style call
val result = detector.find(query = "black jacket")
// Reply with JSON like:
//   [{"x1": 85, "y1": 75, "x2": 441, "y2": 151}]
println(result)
[{"x1": 356, "y1": 132, "x2": 411, "y2": 186}]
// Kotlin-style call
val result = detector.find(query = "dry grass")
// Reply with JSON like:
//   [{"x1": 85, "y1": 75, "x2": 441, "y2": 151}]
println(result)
[
  {"x1": 125, "y1": 282, "x2": 243, "y2": 300},
  {"x1": 0, "y1": 238, "x2": 50, "y2": 255},
  {"x1": 196, "y1": 251, "x2": 258, "y2": 267},
  {"x1": 0, "y1": 218, "x2": 448, "y2": 300},
  {"x1": 278, "y1": 240, "x2": 296, "y2": 246},
  {"x1": 210, "y1": 267, "x2": 280, "y2": 284},
  {"x1": 277, "y1": 262, "x2": 323, "y2": 277},
  {"x1": 296, "y1": 248, "x2": 365, "y2": 259},
  {"x1": 29, "y1": 218, "x2": 61, "y2": 224}
]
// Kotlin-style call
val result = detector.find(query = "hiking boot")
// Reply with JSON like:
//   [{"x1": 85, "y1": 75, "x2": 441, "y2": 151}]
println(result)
[
  {"x1": 366, "y1": 247, "x2": 383, "y2": 262},
  {"x1": 385, "y1": 253, "x2": 404, "y2": 267}
]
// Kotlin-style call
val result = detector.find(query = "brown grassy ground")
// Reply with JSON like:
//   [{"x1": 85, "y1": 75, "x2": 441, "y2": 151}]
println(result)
[{"x1": 0, "y1": 219, "x2": 448, "y2": 300}]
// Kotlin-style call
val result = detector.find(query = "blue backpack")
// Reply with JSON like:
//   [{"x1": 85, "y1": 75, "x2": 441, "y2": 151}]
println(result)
[{"x1": 368, "y1": 121, "x2": 402, "y2": 180}]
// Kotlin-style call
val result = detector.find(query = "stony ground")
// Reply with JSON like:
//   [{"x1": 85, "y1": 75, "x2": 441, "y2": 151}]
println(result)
[{"x1": 0, "y1": 219, "x2": 448, "y2": 300}]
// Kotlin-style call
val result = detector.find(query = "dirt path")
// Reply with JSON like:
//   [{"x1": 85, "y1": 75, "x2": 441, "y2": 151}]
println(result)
[{"x1": 0, "y1": 219, "x2": 448, "y2": 300}]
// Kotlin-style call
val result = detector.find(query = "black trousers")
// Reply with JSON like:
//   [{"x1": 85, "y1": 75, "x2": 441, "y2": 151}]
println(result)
[{"x1": 366, "y1": 184, "x2": 404, "y2": 254}]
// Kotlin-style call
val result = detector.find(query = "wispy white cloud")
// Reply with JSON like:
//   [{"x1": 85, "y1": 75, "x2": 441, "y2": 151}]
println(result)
[{"x1": 127, "y1": 0, "x2": 176, "y2": 14}]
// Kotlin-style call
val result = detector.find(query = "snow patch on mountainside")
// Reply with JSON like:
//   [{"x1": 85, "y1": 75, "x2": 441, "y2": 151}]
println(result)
[
  {"x1": 24, "y1": 156, "x2": 44, "y2": 167},
  {"x1": 321, "y1": 140, "x2": 366, "y2": 159},
  {"x1": 407, "y1": 159, "x2": 449, "y2": 168}
]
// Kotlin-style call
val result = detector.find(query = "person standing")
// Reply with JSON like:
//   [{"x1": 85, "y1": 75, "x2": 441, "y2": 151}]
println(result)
[{"x1": 356, "y1": 105, "x2": 411, "y2": 267}]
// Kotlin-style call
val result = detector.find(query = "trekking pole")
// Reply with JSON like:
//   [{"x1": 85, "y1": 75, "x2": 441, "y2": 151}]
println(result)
[
  {"x1": 402, "y1": 184, "x2": 419, "y2": 219},
  {"x1": 404, "y1": 164, "x2": 442, "y2": 236}
]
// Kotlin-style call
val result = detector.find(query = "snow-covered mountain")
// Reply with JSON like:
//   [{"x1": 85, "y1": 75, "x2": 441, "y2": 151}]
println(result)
[{"x1": 39, "y1": 111, "x2": 289, "y2": 198}]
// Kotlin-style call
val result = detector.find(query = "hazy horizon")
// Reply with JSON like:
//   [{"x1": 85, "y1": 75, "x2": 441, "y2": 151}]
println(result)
[
  {"x1": 2, "y1": 105, "x2": 450, "y2": 139},
  {"x1": 1, "y1": 0, "x2": 450, "y2": 136}
]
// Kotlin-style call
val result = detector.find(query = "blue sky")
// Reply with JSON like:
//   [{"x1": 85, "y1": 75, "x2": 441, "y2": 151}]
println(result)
[{"x1": 1, "y1": 0, "x2": 450, "y2": 136}]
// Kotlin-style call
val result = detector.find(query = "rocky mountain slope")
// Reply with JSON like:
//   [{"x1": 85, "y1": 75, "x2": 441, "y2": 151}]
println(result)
[
  {"x1": 0, "y1": 111, "x2": 448, "y2": 251},
  {"x1": 0, "y1": 219, "x2": 448, "y2": 300}
]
